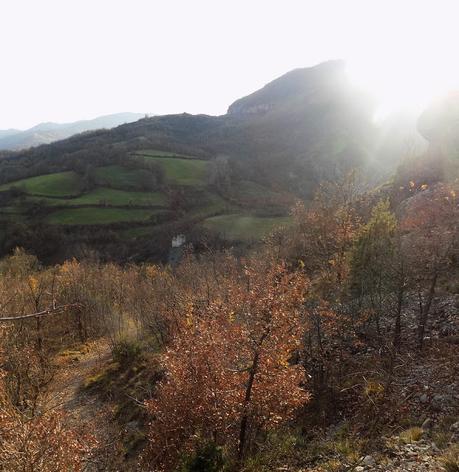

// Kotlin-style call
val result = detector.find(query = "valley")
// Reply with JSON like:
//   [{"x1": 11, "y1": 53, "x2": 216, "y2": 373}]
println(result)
[{"x1": 0, "y1": 148, "x2": 292, "y2": 260}]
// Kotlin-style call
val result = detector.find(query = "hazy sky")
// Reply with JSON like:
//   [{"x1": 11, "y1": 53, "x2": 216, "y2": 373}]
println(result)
[{"x1": 1, "y1": 0, "x2": 459, "y2": 129}]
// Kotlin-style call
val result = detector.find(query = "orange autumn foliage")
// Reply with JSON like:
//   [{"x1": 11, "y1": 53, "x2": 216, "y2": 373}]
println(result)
[
  {"x1": 145, "y1": 262, "x2": 310, "y2": 469},
  {"x1": 0, "y1": 366, "x2": 96, "y2": 471}
]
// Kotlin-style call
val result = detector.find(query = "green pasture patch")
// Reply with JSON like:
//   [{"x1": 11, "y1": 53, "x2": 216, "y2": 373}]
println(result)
[
  {"x1": 93, "y1": 166, "x2": 156, "y2": 191},
  {"x1": 46, "y1": 207, "x2": 160, "y2": 225},
  {"x1": 201, "y1": 214, "x2": 291, "y2": 241},
  {"x1": 0, "y1": 172, "x2": 83, "y2": 197},
  {"x1": 37, "y1": 188, "x2": 166, "y2": 207},
  {"x1": 143, "y1": 157, "x2": 208, "y2": 186}
]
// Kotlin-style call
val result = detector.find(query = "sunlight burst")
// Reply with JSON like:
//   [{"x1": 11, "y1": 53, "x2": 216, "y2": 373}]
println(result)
[{"x1": 346, "y1": 55, "x2": 459, "y2": 121}]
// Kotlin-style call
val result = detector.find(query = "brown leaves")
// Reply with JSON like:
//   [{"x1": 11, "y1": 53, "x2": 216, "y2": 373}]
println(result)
[
  {"x1": 0, "y1": 369, "x2": 97, "y2": 471},
  {"x1": 144, "y1": 261, "x2": 310, "y2": 469}
]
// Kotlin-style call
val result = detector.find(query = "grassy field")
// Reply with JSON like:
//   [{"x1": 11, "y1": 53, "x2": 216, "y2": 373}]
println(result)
[
  {"x1": 201, "y1": 214, "x2": 291, "y2": 241},
  {"x1": 93, "y1": 166, "x2": 156, "y2": 190},
  {"x1": 0, "y1": 162, "x2": 290, "y2": 245},
  {"x1": 144, "y1": 156, "x2": 208, "y2": 186},
  {"x1": 188, "y1": 193, "x2": 233, "y2": 218},
  {"x1": 46, "y1": 208, "x2": 161, "y2": 225},
  {"x1": 28, "y1": 188, "x2": 167, "y2": 207},
  {"x1": 0, "y1": 172, "x2": 83, "y2": 197}
]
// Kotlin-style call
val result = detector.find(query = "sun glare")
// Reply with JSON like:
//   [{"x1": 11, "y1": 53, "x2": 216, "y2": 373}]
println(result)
[
  {"x1": 346, "y1": 56, "x2": 459, "y2": 121},
  {"x1": 341, "y1": 0, "x2": 459, "y2": 121}
]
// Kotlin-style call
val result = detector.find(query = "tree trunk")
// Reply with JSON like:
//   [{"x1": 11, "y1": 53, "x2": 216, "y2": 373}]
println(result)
[
  {"x1": 393, "y1": 283, "x2": 405, "y2": 350},
  {"x1": 238, "y1": 350, "x2": 260, "y2": 462},
  {"x1": 418, "y1": 273, "x2": 438, "y2": 350}
]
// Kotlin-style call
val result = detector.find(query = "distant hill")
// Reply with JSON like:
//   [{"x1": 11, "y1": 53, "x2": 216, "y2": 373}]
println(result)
[
  {"x1": 0, "y1": 112, "x2": 145, "y2": 151},
  {"x1": 0, "y1": 129, "x2": 20, "y2": 140}
]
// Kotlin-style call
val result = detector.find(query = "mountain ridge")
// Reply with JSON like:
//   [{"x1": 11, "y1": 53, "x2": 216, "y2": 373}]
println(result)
[
  {"x1": 227, "y1": 60, "x2": 348, "y2": 115},
  {"x1": 0, "y1": 112, "x2": 145, "y2": 151}
]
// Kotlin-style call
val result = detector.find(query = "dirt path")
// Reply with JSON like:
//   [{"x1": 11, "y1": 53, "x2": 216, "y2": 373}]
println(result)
[{"x1": 46, "y1": 339, "x2": 121, "y2": 470}]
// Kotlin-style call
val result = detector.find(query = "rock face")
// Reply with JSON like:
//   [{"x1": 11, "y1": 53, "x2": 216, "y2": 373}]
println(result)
[
  {"x1": 228, "y1": 103, "x2": 274, "y2": 115},
  {"x1": 227, "y1": 60, "x2": 348, "y2": 116}
]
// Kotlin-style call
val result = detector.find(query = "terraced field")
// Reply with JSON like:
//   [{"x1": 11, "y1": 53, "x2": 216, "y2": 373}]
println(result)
[
  {"x1": 0, "y1": 152, "x2": 290, "y2": 245},
  {"x1": 28, "y1": 188, "x2": 167, "y2": 207},
  {"x1": 201, "y1": 214, "x2": 291, "y2": 241},
  {"x1": 46, "y1": 208, "x2": 164, "y2": 225},
  {"x1": 0, "y1": 171, "x2": 83, "y2": 197},
  {"x1": 93, "y1": 166, "x2": 156, "y2": 190},
  {"x1": 142, "y1": 156, "x2": 208, "y2": 186},
  {"x1": 0, "y1": 164, "x2": 172, "y2": 226}
]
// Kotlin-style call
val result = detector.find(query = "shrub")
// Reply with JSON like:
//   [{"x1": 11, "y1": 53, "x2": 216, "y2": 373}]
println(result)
[
  {"x1": 432, "y1": 430, "x2": 451, "y2": 449},
  {"x1": 243, "y1": 431, "x2": 299, "y2": 472},
  {"x1": 112, "y1": 338, "x2": 142, "y2": 367},
  {"x1": 179, "y1": 443, "x2": 225, "y2": 472}
]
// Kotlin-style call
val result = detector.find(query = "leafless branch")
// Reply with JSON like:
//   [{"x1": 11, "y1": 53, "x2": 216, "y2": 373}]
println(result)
[{"x1": 0, "y1": 303, "x2": 83, "y2": 322}]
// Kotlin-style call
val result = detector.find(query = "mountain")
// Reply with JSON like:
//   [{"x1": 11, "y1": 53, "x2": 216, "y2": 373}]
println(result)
[
  {"x1": 0, "y1": 129, "x2": 20, "y2": 139},
  {"x1": 0, "y1": 112, "x2": 145, "y2": 151},
  {"x1": 228, "y1": 59, "x2": 349, "y2": 115}
]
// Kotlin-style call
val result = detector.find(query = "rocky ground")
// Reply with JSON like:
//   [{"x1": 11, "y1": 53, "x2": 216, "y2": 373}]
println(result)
[
  {"x1": 351, "y1": 430, "x2": 458, "y2": 471},
  {"x1": 303, "y1": 294, "x2": 459, "y2": 472},
  {"x1": 354, "y1": 295, "x2": 458, "y2": 471}
]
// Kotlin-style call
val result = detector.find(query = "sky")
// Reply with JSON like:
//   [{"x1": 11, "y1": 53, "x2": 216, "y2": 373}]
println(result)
[{"x1": 1, "y1": 0, "x2": 459, "y2": 129}]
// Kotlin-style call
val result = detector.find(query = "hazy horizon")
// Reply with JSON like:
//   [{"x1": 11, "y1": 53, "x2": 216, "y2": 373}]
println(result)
[{"x1": 2, "y1": 0, "x2": 459, "y2": 129}]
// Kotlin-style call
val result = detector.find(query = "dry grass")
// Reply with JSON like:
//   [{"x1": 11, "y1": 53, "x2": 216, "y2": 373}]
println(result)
[
  {"x1": 440, "y1": 445, "x2": 459, "y2": 472},
  {"x1": 399, "y1": 427, "x2": 424, "y2": 444}
]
